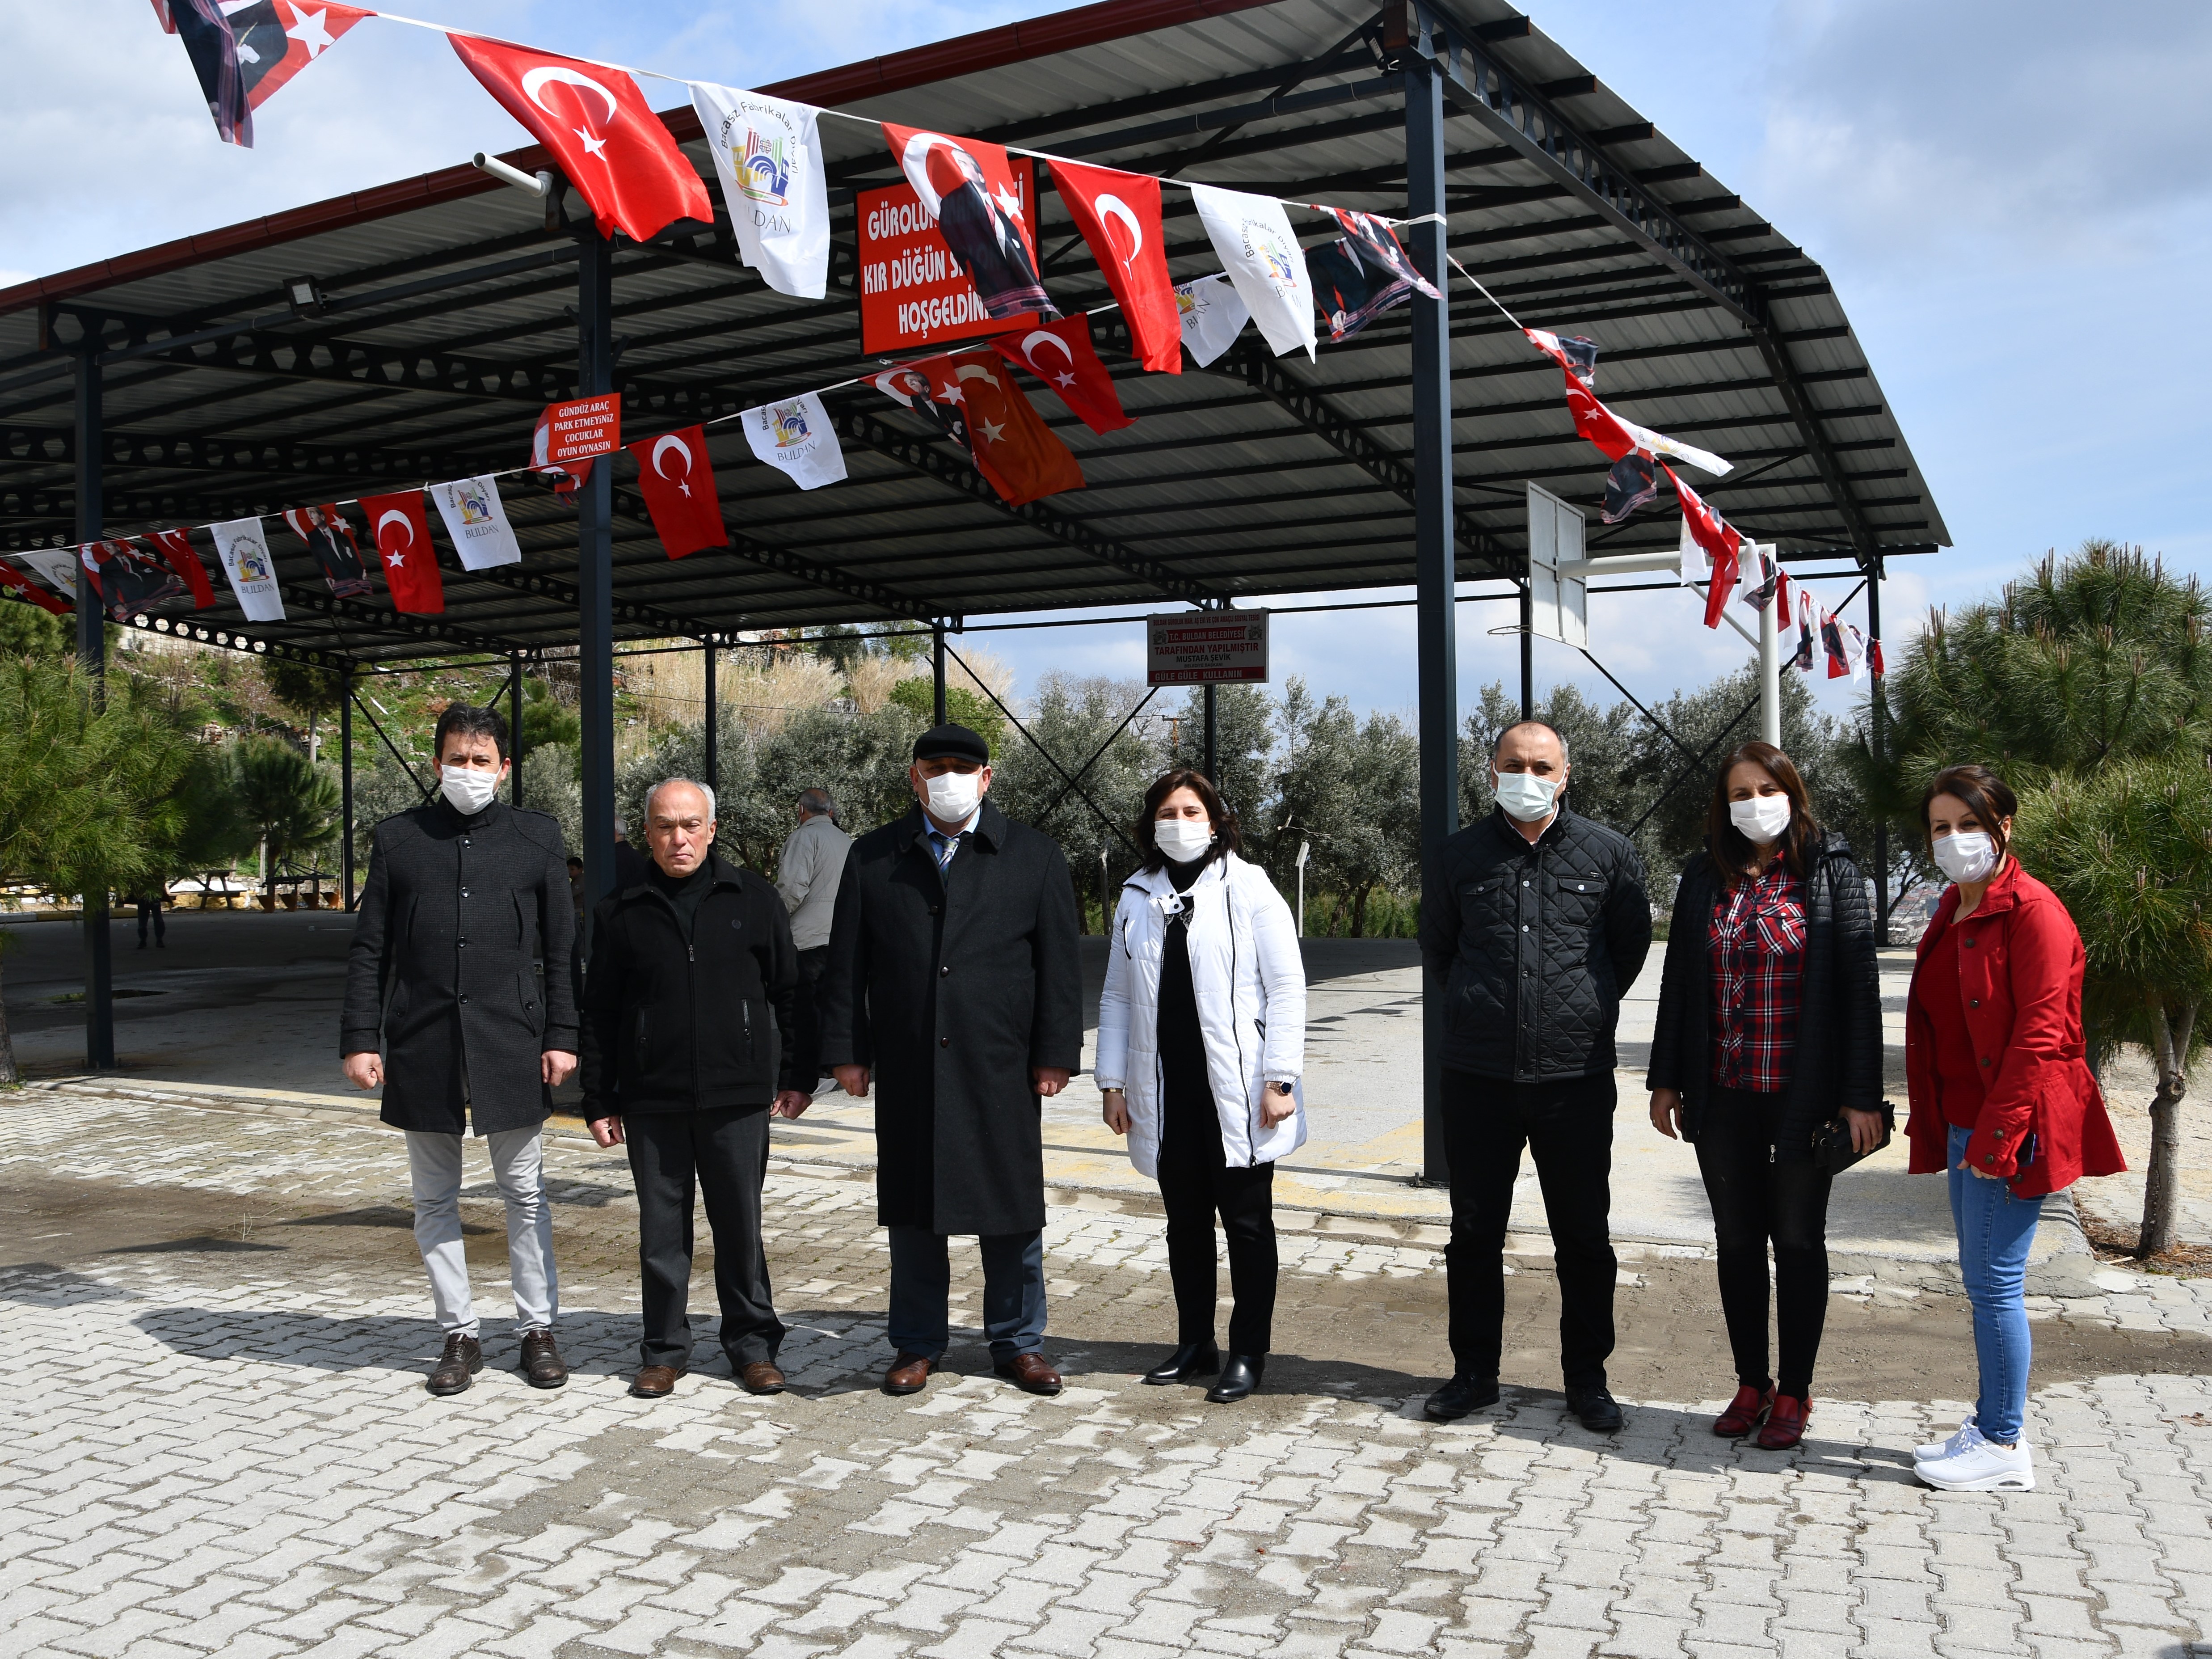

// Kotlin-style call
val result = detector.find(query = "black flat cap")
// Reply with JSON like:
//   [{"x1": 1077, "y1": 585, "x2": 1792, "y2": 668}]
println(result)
[{"x1": 914, "y1": 722, "x2": 990, "y2": 764}]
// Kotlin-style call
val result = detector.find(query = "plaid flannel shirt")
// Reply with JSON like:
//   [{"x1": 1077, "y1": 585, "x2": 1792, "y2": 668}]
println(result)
[{"x1": 1708, "y1": 861, "x2": 1808, "y2": 1092}]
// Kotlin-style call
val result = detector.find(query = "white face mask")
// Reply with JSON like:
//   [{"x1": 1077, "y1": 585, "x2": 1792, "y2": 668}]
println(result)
[
  {"x1": 440, "y1": 764, "x2": 500, "y2": 816},
  {"x1": 1728, "y1": 793, "x2": 1792, "y2": 846},
  {"x1": 1154, "y1": 818, "x2": 1215, "y2": 863},
  {"x1": 1932, "y1": 830, "x2": 1997, "y2": 885},
  {"x1": 1493, "y1": 769, "x2": 1560, "y2": 823},
  {"x1": 923, "y1": 768, "x2": 982, "y2": 823}
]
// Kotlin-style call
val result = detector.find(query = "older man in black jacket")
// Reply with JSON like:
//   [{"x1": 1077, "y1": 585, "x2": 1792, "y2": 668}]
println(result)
[
  {"x1": 342, "y1": 704, "x2": 578, "y2": 1396},
  {"x1": 816, "y1": 723, "x2": 1083, "y2": 1397},
  {"x1": 581, "y1": 778, "x2": 811, "y2": 1399},
  {"x1": 1417, "y1": 719, "x2": 1651, "y2": 1431}
]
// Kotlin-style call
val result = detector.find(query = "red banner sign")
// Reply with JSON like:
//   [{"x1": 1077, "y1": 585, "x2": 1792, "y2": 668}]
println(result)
[
  {"x1": 535, "y1": 394, "x2": 622, "y2": 464},
  {"x1": 857, "y1": 159, "x2": 1038, "y2": 356}
]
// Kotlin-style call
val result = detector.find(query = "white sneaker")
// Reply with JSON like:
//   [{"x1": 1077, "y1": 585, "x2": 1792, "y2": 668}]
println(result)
[
  {"x1": 1915, "y1": 1414, "x2": 1977, "y2": 1462},
  {"x1": 1915, "y1": 1425, "x2": 2034, "y2": 1492}
]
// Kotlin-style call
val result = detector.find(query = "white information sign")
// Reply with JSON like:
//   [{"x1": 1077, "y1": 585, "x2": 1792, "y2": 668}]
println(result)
[{"x1": 1146, "y1": 611, "x2": 1269, "y2": 685}]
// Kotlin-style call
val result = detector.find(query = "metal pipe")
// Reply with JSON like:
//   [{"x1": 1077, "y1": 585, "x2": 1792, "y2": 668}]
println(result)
[
  {"x1": 74, "y1": 349, "x2": 114, "y2": 1071},
  {"x1": 341, "y1": 667, "x2": 356, "y2": 911},
  {"x1": 1203, "y1": 682, "x2": 1218, "y2": 782},
  {"x1": 509, "y1": 652, "x2": 525, "y2": 809},
  {"x1": 1867, "y1": 556, "x2": 1888, "y2": 927},
  {"x1": 472, "y1": 153, "x2": 556, "y2": 197},
  {"x1": 1759, "y1": 564, "x2": 1782, "y2": 747},
  {"x1": 703, "y1": 633, "x2": 718, "y2": 806},
  {"x1": 931, "y1": 624, "x2": 948, "y2": 726},
  {"x1": 1406, "y1": 57, "x2": 1458, "y2": 1186},
  {"x1": 577, "y1": 233, "x2": 617, "y2": 941}
]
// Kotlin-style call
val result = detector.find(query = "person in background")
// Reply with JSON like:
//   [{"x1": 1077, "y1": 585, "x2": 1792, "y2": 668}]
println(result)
[
  {"x1": 611, "y1": 814, "x2": 652, "y2": 894},
  {"x1": 1647, "y1": 741, "x2": 1885, "y2": 1450},
  {"x1": 581, "y1": 779, "x2": 811, "y2": 1400},
  {"x1": 135, "y1": 884, "x2": 168, "y2": 950},
  {"x1": 815, "y1": 723, "x2": 1082, "y2": 1398},
  {"x1": 776, "y1": 788, "x2": 851, "y2": 1091},
  {"x1": 340, "y1": 704, "x2": 578, "y2": 1396},
  {"x1": 1416, "y1": 720, "x2": 1651, "y2": 1432},
  {"x1": 1096, "y1": 768, "x2": 1305, "y2": 1404},
  {"x1": 1906, "y1": 764, "x2": 2124, "y2": 1493}
]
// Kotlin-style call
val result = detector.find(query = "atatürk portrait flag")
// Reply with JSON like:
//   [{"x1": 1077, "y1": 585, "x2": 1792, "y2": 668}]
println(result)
[
  {"x1": 882, "y1": 124, "x2": 1054, "y2": 323},
  {"x1": 157, "y1": 0, "x2": 371, "y2": 148}
]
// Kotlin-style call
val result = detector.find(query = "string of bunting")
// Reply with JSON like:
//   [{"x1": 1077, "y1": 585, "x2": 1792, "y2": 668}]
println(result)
[{"x1": 26, "y1": 3, "x2": 1875, "y2": 677}]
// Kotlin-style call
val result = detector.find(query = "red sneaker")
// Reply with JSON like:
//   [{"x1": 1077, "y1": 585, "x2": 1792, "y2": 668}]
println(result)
[
  {"x1": 1757, "y1": 1394, "x2": 1811, "y2": 1449},
  {"x1": 1712, "y1": 1384, "x2": 1774, "y2": 1437}
]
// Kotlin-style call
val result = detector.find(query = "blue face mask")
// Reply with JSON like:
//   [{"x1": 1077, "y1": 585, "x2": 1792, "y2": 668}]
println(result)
[{"x1": 1492, "y1": 769, "x2": 1559, "y2": 823}]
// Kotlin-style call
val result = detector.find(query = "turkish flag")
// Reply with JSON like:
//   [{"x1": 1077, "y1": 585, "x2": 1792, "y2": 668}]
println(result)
[
  {"x1": 1563, "y1": 367, "x2": 1638, "y2": 461},
  {"x1": 449, "y1": 37, "x2": 712, "y2": 245},
  {"x1": 0, "y1": 558, "x2": 68, "y2": 616},
  {"x1": 944, "y1": 349, "x2": 1084, "y2": 507},
  {"x1": 144, "y1": 528, "x2": 215, "y2": 608},
  {"x1": 626, "y1": 426, "x2": 728, "y2": 558},
  {"x1": 993, "y1": 314, "x2": 1130, "y2": 435},
  {"x1": 1049, "y1": 160, "x2": 1179, "y2": 374},
  {"x1": 1667, "y1": 465, "x2": 1740, "y2": 629},
  {"x1": 358, "y1": 490, "x2": 446, "y2": 613}
]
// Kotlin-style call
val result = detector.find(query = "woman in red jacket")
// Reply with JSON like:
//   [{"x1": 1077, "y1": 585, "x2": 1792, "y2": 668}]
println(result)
[{"x1": 1905, "y1": 764, "x2": 2124, "y2": 1493}]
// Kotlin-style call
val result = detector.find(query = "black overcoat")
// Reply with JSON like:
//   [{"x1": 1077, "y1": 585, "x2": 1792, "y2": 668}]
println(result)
[
  {"x1": 1644, "y1": 832, "x2": 1882, "y2": 1161},
  {"x1": 340, "y1": 798, "x2": 579, "y2": 1136},
  {"x1": 814, "y1": 799, "x2": 1083, "y2": 1236}
]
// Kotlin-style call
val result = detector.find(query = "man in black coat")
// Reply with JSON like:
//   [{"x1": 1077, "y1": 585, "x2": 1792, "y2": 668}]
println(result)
[
  {"x1": 580, "y1": 778, "x2": 812, "y2": 1400},
  {"x1": 341, "y1": 704, "x2": 578, "y2": 1396},
  {"x1": 816, "y1": 723, "x2": 1083, "y2": 1397},
  {"x1": 1416, "y1": 720, "x2": 1652, "y2": 1432}
]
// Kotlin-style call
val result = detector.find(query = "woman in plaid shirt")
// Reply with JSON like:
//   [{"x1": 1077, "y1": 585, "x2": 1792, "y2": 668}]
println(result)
[{"x1": 1645, "y1": 741, "x2": 1886, "y2": 1449}]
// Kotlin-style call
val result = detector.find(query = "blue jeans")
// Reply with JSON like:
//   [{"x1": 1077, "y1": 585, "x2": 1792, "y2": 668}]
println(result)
[
  {"x1": 887, "y1": 1227, "x2": 1047, "y2": 1362},
  {"x1": 1947, "y1": 1123, "x2": 2044, "y2": 1444}
]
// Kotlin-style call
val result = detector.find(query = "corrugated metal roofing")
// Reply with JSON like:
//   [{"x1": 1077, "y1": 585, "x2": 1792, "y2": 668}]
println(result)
[{"x1": 0, "y1": 0, "x2": 1944, "y2": 666}]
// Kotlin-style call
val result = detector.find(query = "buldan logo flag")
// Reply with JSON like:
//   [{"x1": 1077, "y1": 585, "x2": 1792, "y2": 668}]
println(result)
[
  {"x1": 691, "y1": 83, "x2": 830, "y2": 300},
  {"x1": 1173, "y1": 274, "x2": 1251, "y2": 368},
  {"x1": 430, "y1": 476, "x2": 524, "y2": 571},
  {"x1": 209, "y1": 516, "x2": 286, "y2": 621},
  {"x1": 740, "y1": 393, "x2": 847, "y2": 492},
  {"x1": 1189, "y1": 184, "x2": 1315, "y2": 361}
]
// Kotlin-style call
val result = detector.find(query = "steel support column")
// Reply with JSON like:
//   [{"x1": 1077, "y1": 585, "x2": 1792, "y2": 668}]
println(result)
[
  {"x1": 1866, "y1": 557, "x2": 1888, "y2": 927},
  {"x1": 508, "y1": 652, "x2": 525, "y2": 809},
  {"x1": 341, "y1": 667, "x2": 356, "y2": 911},
  {"x1": 577, "y1": 233, "x2": 617, "y2": 932},
  {"x1": 74, "y1": 348, "x2": 114, "y2": 1070},
  {"x1": 704, "y1": 633, "x2": 718, "y2": 804},
  {"x1": 932, "y1": 625, "x2": 948, "y2": 726},
  {"x1": 1406, "y1": 58, "x2": 1458, "y2": 1184},
  {"x1": 1204, "y1": 683, "x2": 1218, "y2": 782},
  {"x1": 1519, "y1": 582, "x2": 1534, "y2": 719}
]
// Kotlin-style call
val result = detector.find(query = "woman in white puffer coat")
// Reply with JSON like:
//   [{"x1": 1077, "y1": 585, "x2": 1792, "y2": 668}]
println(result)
[{"x1": 1096, "y1": 768, "x2": 1306, "y2": 1403}]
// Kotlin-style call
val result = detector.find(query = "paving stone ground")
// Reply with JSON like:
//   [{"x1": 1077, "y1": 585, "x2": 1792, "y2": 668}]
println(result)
[{"x1": 3, "y1": 1090, "x2": 2210, "y2": 1659}]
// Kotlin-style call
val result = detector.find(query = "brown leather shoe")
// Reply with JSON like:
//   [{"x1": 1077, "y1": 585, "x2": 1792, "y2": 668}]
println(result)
[
  {"x1": 994, "y1": 1352, "x2": 1063, "y2": 1396},
  {"x1": 737, "y1": 1360, "x2": 787, "y2": 1396},
  {"x1": 629, "y1": 1364, "x2": 684, "y2": 1399},
  {"x1": 427, "y1": 1333, "x2": 482, "y2": 1396},
  {"x1": 518, "y1": 1330, "x2": 568, "y2": 1390},
  {"x1": 882, "y1": 1352, "x2": 935, "y2": 1395}
]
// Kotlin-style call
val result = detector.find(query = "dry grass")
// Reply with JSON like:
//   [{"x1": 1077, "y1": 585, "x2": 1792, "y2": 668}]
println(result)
[{"x1": 628, "y1": 638, "x2": 1018, "y2": 729}]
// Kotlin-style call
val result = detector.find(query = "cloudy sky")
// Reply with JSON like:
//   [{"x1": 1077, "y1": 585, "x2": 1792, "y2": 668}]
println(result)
[{"x1": 3, "y1": 0, "x2": 2204, "y2": 726}]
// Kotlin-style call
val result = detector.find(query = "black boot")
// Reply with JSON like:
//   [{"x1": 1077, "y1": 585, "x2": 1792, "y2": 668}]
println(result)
[
  {"x1": 1566, "y1": 1387, "x2": 1624, "y2": 1433},
  {"x1": 1423, "y1": 1375, "x2": 1500, "y2": 1421},
  {"x1": 1142, "y1": 1340, "x2": 1220, "y2": 1385},
  {"x1": 1205, "y1": 1355, "x2": 1264, "y2": 1403}
]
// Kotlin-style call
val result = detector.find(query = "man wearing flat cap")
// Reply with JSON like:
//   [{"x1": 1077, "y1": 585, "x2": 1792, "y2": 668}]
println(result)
[{"x1": 816, "y1": 722, "x2": 1083, "y2": 1396}]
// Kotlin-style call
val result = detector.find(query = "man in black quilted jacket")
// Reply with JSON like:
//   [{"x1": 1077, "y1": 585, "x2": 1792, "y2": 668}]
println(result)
[{"x1": 1417, "y1": 720, "x2": 1651, "y2": 1431}]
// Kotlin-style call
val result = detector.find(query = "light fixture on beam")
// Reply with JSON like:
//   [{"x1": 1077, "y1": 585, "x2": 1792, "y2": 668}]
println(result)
[{"x1": 284, "y1": 275, "x2": 326, "y2": 317}]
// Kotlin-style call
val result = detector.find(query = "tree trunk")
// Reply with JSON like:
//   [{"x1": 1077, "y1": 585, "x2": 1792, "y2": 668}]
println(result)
[
  {"x1": 2139, "y1": 997, "x2": 2198, "y2": 1258},
  {"x1": 1350, "y1": 884, "x2": 1372, "y2": 939}
]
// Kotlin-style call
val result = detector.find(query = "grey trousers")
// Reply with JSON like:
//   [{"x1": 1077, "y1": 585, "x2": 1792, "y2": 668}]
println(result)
[{"x1": 405, "y1": 1128, "x2": 557, "y2": 1336}]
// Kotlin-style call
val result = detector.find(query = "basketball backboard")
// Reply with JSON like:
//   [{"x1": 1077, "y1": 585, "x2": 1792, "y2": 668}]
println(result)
[{"x1": 1525, "y1": 481, "x2": 1588, "y2": 647}]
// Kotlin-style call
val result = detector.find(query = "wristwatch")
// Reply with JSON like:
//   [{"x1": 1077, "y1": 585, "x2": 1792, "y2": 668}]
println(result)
[{"x1": 1268, "y1": 1081, "x2": 1293, "y2": 1097}]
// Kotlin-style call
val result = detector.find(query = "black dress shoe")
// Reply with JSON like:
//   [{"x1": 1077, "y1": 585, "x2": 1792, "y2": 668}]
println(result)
[
  {"x1": 1142, "y1": 1341, "x2": 1220, "y2": 1385},
  {"x1": 1205, "y1": 1354, "x2": 1264, "y2": 1404},
  {"x1": 1567, "y1": 1388, "x2": 1624, "y2": 1433},
  {"x1": 1423, "y1": 1376, "x2": 1499, "y2": 1421}
]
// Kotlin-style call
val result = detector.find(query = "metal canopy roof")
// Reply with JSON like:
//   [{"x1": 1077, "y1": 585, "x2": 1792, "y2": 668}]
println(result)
[{"x1": 0, "y1": 0, "x2": 1947, "y2": 668}]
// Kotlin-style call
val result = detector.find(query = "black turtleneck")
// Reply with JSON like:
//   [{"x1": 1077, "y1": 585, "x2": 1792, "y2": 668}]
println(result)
[
  {"x1": 1155, "y1": 854, "x2": 1222, "y2": 1168},
  {"x1": 648, "y1": 859, "x2": 713, "y2": 940}
]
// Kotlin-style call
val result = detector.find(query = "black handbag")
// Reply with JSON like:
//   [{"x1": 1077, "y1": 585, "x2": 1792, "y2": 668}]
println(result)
[{"x1": 1810, "y1": 1102, "x2": 1896, "y2": 1174}]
